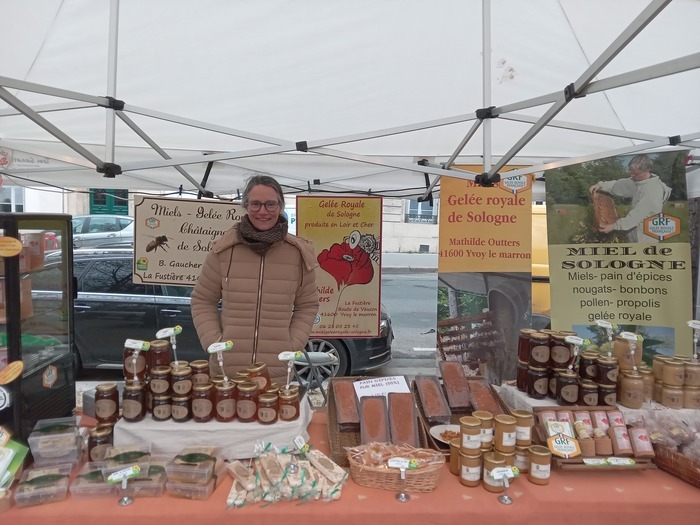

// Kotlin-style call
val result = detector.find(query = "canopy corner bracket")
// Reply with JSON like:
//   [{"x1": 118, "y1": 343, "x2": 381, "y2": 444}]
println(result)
[
  {"x1": 476, "y1": 106, "x2": 497, "y2": 120},
  {"x1": 101, "y1": 96, "x2": 125, "y2": 110},
  {"x1": 475, "y1": 172, "x2": 500, "y2": 187},
  {"x1": 564, "y1": 82, "x2": 585, "y2": 102},
  {"x1": 668, "y1": 135, "x2": 682, "y2": 146},
  {"x1": 296, "y1": 141, "x2": 308, "y2": 152},
  {"x1": 97, "y1": 162, "x2": 122, "y2": 178}
]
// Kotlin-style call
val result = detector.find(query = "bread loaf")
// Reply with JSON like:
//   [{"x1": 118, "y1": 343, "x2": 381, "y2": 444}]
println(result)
[
  {"x1": 360, "y1": 396, "x2": 390, "y2": 444},
  {"x1": 331, "y1": 379, "x2": 360, "y2": 432},
  {"x1": 388, "y1": 392, "x2": 420, "y2": 447},
  {"x1": 439, "y1": 361, "x2": 471, "y2": 412},
  {"x1": 414, "y1": 375, "x2": 451, "y2": 424}
]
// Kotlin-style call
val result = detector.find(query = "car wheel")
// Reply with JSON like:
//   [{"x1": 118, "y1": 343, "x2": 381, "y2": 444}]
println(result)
[{"x1": 294, "y1": 338, "x2": 349, "y2": 388}]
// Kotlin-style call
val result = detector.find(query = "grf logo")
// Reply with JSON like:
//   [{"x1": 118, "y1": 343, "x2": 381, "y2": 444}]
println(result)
[{"x1": 643, "y1": 213, "x2": 680, "y2": 241}]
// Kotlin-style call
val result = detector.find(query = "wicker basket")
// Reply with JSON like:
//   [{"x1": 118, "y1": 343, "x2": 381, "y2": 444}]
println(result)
[
  {"x1": 653, "y1": 444, "x2": 700, "y2": 488},
  {"x1": 327, "y1": 377, "x2": 430, "y2": 467},
  {"x1": 348, "y1": 452, "x2": 445, "y2": 492}
]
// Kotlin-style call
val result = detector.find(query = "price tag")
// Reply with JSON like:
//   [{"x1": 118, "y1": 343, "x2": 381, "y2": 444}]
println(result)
[
  {"x1": 606, "y1": 457, "x2": 636, "y2": 466},
  {"x1": 564, "y1": 335, "x2": 583, "y2": 346},
  {"x1": 387, "y1": 457, "x2": 417, "y2": 470},
  {"x1": 156, "y1": 326, "x2": 182, "y2": 339},
  {"x1": 596, "y1": 320, "x2": 613, "y2": 330},
  {"x1": 688, "y1": 320, "x2": 700, "y2": 330},
  {"x1": 491, "y1": 467, "x2": 515, "y2": 480},
  {"x1": 207, "y1": 341, "x2": 234, "y2": 353},
  {"x1": 124, "y1": 339, "x2": 150, "y2": 351},
  {"x1": 619, "y1": 331, "x2": 640, "y2": 342},
  {"x1": 107, "y1": 465, "x2": 141, "y2": 484},
  {"x1": 278, "y1": 351, "x2": 300, "y2": 362}
]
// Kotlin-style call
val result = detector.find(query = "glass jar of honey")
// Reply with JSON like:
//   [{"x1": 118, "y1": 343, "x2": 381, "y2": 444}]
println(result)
[
  {"x1": 613, "y1": 334, "x2": 643, "y2": 371},
  {"x1": 549, "y1": 333, "x2": 572, "y2": 368},
  {"x1": 247, "y1": 362, "x2": 271, "y2": 391},
  {"x1": 257, "y1": 393, "x2": 279, "y2": 424},
  {"x1": 151, "y1": 395, "x2": 172, "y2": 421},
  {"x1": 661, "y1": 384, "x2": 684, "y2": 409},
  {"x1": 549, "y1": 368, "x2": 567, "y2": 400},
  {"x1": 214, "y1": 381, "x2": 237, "y2": 422},
  {"x1": 191, "y1": 382, "x2": 214, "y2": 423},
  {"x1": 236, "y1": 382, "x2": 259, "y2": 422},
  {"x1": 684, "y1": 361, "x2": 700, "y2": 387},
  {"x1": 683, "y1": 386, "x2": 700, "y2": 409},
  {"x1": 662, "y1": 359, "x2": 685, "y2": 387},
  {"x1": 278, "y1": 388, "x2": 300, "y2": 422},
  {"x1": 516, "y1": 361, "x2": 528, "y2": 392},
  {"x1": 149, "y1": 366, "x2": 171, "y2": 396},
  {"x1": 556, "y1": 370, "x2": 579, "y2": 406},
  {"x1": 578, "y1": 352, "x2": 598, "y2": 382},
  {"x1": 528, "y1": 332, "x2": 550, "y2": 368},
  {"x1": 190, "y1": 360, "x2": 211, "y2": 386},
  {"x1": 122, "y1": 380, "x2": 146, "y2": 422},
  {"x1": 578, "y1": 380, "x2": 599, "y2": 407},
  {"x1": 88, "y1": 425, "x2": 113, "y2": 462},
  {"x1": 171, "y1": 366, "x2": 193, "y2": 397},
  {"x1": 598, "y1": 383, "x2": 617, "y2": 407},
  {"x1": 526, "y1": 366, "x2": 548, "y2": 399},
  {"x1": 149, "y1": 339, "x2": 171, "y2": 372},
  {"x1": 518, "y1": 328, "x2": 537, "y2": 362},
  {"x1": 619, "y1": 370, "x2": 644, "y2": 409},
  {"x1": 596, "y1": 356, "x2": 619, "y2": 386},
  {"x1": 171, "y1": 395, "x2": 191, "y2": 422},
  {"x1": 639, "y1": 368, "x2": 655, "y2": 402},
  {"x1": 95, "y1": 383, "x2": 120, "y2": 425},
  {"x1": 123, "y1": 344, "x2": 149, "y2": 381}
]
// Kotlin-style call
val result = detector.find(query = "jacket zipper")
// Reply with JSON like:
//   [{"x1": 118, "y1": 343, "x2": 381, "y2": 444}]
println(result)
[{"x1": 252, "y1": 256, "x2": 264, "y2": 363}]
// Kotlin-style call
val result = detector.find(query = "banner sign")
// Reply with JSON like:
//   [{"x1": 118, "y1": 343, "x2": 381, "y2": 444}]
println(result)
[
  {"x1": 437, "y1": 170, "x2": 533, "y2": 382},
  {"x1": 133, "y1": 195, "x2": 243, "y2": 285},
  {"x1": 297, "y1": 196, "x2": 382, "y2": 338},
  {"x1": 545, "y1": 151, "x2": 693, "y2": 357}
]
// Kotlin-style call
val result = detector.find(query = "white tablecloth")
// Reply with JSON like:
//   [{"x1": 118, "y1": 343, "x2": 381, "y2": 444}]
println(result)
[{"x1": 113, "y1": 398, "x2": 312, "y2": 460}]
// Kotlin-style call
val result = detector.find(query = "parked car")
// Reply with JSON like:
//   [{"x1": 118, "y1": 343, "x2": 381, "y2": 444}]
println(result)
[
  {"x1": 71, "y1": 215, "x2": 134, "y2": 248},
  {"x1": 30, "y1": 248, "x2": 393, "y2": 382}
]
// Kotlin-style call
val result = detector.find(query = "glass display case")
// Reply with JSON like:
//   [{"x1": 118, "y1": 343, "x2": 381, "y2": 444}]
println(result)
[{"x1": 0, "y1": 213, "x2": 75, "y2": 443}]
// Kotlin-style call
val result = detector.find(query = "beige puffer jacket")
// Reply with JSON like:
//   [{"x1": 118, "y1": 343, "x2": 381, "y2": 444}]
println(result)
[{"x1": 191, "y1": 223, "x2": 319, "y2": 379}]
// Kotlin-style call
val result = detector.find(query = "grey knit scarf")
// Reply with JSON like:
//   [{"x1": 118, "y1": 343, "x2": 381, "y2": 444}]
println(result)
[{"x1": 237, "y1": 214, "x2": 288, "y2": 256}]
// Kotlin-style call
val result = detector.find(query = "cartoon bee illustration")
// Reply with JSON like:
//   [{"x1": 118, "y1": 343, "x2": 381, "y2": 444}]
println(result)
[{"x1": 146, "y1": 235, "x2": 169, "y2": 252}]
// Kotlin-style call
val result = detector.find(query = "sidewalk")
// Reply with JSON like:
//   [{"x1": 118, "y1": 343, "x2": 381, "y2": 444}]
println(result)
[{"x1": 381, "y1": 252, "x2": 437, "y2": 273}]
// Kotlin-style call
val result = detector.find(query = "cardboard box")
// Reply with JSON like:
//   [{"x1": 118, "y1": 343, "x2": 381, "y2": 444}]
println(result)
[
  {"x1": 20, "y1": 233, "x2": 44, "y2": 271},
  {"x1": 0, "y1": 247, "x2": 30, "y2": 276},
  {"x1": 0, "y1": 278, "x2": 34, "y2": 323}
]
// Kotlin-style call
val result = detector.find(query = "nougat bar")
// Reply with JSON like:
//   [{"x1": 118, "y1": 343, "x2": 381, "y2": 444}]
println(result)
[
  {"x1": 439, "y1": 361, "x2": 471, "y2": 411},
  {"x1": 414, "y1": 375, "x2": 452, "y2": 424},
  {"x1": 331, "y1": 379, "x2": 360, "y2": 432},
  {"x1": 388, "y1": 392, "x2": 420, "y2": 447},
  {"x1": 360, "y1": 396, "x2": 390, "y2": 444}
]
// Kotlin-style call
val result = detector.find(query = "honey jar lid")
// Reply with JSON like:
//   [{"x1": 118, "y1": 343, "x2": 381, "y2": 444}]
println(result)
[
  {"x1": 90, "y1": 425, "x2": 113, "y2": 438},
  {"x1": 237, "y1": 381, "x2": 259, "y2": 393},
  {"x1": 259, "y1": 393, "x2": 278, "y2": 403},
  {"x1": 95, "y1": 382, "x2": 117, "y2": 392},
  {"x1": 124, "y1": 381, "x2": 145, "y2": 390},
  {"x1": 150, "y1": 339, "x2": 170, "y2": 349},
  {"x1": 171, "y1": 366, "x2": 192, "y2": 377},
  {"x1": 248, "y1": 362, "x2": 267, "y2": 373},
  {"x1": 530, "y1": 332, "x2": 550, "y2": 340},
  {"x1": 193, "y1": 382, "x2": 213, "y2": 391},
  {"x1": 190, "y1": 359, "x2": 209, "y2": 369},
  {"x1": 151, "y1": 366, "x2": 171, "y2": 375}
]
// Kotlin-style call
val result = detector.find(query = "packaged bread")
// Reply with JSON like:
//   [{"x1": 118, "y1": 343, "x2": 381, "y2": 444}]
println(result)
[
  {"x1": 607, "y1": 425, "x2": 633, "y2": 456},
  {"x1": 388, "y1": 392, "x2": 420, "y2": 447},
  {"x1": 306, "y1": 449, "x2": 348, "y2": 485},
  {"x1": 414, "y1": 375, "x2": 452, "y2": 424},
  {"x1": 227, "y1": 460, "x2": 257, "y2": 491},
  {"x1": 332, "y1": 379, "x2": 361, "y2": 432},
  {"x1": 439, "y1": 361, "x2": 471, "y2": 411},
  {"x1": 360, "y1": 396, "x2": 390, "y2": 444},
  {"x1": 628, "y1": 427, "x2": 655, "y2": 459}
]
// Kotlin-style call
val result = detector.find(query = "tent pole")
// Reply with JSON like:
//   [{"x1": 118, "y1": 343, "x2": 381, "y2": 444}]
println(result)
[
  {"x1": 105, "y1": 0, "x2": 120, "y2": 164},
  {"x1": 482, "y1": 0, "x2": 492, "y2": 173}
]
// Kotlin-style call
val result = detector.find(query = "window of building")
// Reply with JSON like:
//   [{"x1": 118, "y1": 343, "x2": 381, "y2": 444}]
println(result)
[
  {"x1": 405, "y1": 198, "x2": 438, "y2": 224},
  {"x1": 0, "y1": 185, "x2": 25, "y2": 212}
]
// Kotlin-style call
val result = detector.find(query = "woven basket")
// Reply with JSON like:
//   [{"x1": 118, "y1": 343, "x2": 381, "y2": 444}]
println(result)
[
  {"x1": 327, "y1": 377, "x2": 430, "y2": 467},
  {"x1": 348, "y1": 452, "x2": 445, "y2": 492},
  {"x1": 653, "y1": 444, "x2": 700, "y2": 488}
]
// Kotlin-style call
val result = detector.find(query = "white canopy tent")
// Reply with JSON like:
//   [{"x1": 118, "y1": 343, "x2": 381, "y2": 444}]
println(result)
[{"x1": 1, "y1": 0, "x2": 699, "y2": 199}]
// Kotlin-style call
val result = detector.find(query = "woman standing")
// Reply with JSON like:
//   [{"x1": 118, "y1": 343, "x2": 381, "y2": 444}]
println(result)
[{"x1": 191, "y1": 174, "x2": 319, "y2": 380}]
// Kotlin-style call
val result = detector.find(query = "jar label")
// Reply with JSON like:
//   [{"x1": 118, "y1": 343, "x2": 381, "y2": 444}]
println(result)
[
  {"x1": 530, "y1": 346, "x2": 549, "y2": 364},
  {"x1": 534, "y1": 378, "x2": 548, "y2": 395},
  {"x1": 122, "y1": 399, "x2": 143, "y2": 420},
  {"x1": 483, "y1": 467, "x2": 503, "y2": 487},
  {"x1": 515, "y1": 425, "x2": 531, "y2": 441},
  {"x1": 95, "y1": 399, "x2": 117, "y2": 419},
  {"x1": 551, "y1": 345, "x2": 569, "y2": 365},
  {"x1": 172, "y1": 379, "x2": 192, "y2": 395},
  {"x1": 124, "y1": 354, "x2": 147, "y2": 375},
  {"x1": 606, "y1": 368, "x2": 619, "y2": 383},
  {"x1": 251, "y1": 376, "x2": 267, "y2": 390},
  {"x1": 280, "y1": 405, "x2": 298, "y2": 420},
  {"x1": 192, "y1": 373, "x2": 210, "y2": 385},
  {"x1": 172, "y1": 404, "x2": 189, "y2": 420},
  {"x1": 153, "y1": 404, "x2": 172, "y2": 419},
  {"x1": 548, "y1": 378, "x2": 557, "y2": 396},
  {"x1": 217, "y1": 399, "x2": 236, "y2": 419},
  {"x1": 461, "y1": 433, "x2": 481, "y2": 449},
  {"x1": 89, "y1": 443, "x2": 110, "y2": 462},
  {"x1": 603, "y1": 392, "x2": 616, "y2": 406},
  {"x1": 150, "y1": 378, "x2": 169, "y2": 394},
  {"x1": 585, "y1": 364, "x2": 597, "y2": 379},
  {"x1": 192, "y1": 399, "x2": 213, "y2": 418},
  {"x1": 480, "y1": 428, "x2": 494, "y2": 443},
  {"x1": 530, "y1": 463, "x2": 550, "y2": 479},
  {"x1": 237, "y1": 400, "x2": 257, "y2": 419},
  {"x1": 460, "y1": 465, "x2": 481, "y2": 482},
  {"x1": 258, "y1": 407, "x2": 277, "y2": 423},
  {"x1": 501, "y1": 431, "x2": 516, "y2": 447},
  {"x1": 582, "y1": 392, "x2": 598, "y2": 406},
  {"x1": 561, "y1": 384, "x2": 579, "y2": 403}
]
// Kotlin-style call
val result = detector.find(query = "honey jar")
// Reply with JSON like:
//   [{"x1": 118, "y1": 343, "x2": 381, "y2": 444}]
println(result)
[
  {"x1": 257, "y1": 393, "x2": 279, "y2": 424},
  {"x1": 482, "y1": 452, "x2": 505, "y2": 493},
  {"x1": 528, "y1": 332, "x2": 550, "y2": 368},
  {"x1": 518, "y1": 328, "x2": 537, "y2": 362},
  {"x1": 613, "y1": 334, "x2": 643, "y2": 371},
  {"x1": 449, "y1": 438, "x2": 460, "y2": 476},
  {"x1": 278, "y1": 388, "x2": 300, "y2": 422},
  {"x1": 459, "y1": 451, "x2": 482, "y2": 487},
  {"x1": 472, "y1": 410, "x2": 494, "y2": 450},
  {"x1": 619, "y1": 370, "x2": 644, "y2": 409},
  {"x1": 191, "y1": 382, "x2": 214, "y2": 423},
  {"x1": 527, "y1": 445, "x2": 552, "y2": 485},
  {"x1": 684, "y1": 361, "x2": 700, "y2": 387},
  {"x1": 123, "y1": 345, "x2": 149, "y2": 381},
  {"x1": 662, "y1": 359, "x2": 685, "y2": 387},
  {"x1": 247, "y1": 362, "x2": 271, "y2": 391},
  {"x1": 514, "y1": 445, "x2": 530, "y2": 473},
  {"x1": 549, "y1": 368, "x2": 567, "y2": 400},
  {"x1": 214, "y1": 382, "x2": 237, "y2": 422},
  {"x1": 516, "y1": 361, "x2": 528, "y2": 392},
  {"x1": 549, "y1": 332, "x2": 573, "y2": 368},
  {"x1": 171, "y1": 395, "x2": 191, "y2": 422},
  {"x1": 189, "y1": 360, "x2": 211, "y2": 386},
  {"x1": 578, "y1": 352, "x2": 598, "y2": 382},
  {"x1": 555, "y1": 370, "x2": 579, "y2": 406},
  {"x1": 526, "y1": 366, "x2": 548, "y2": 399},
  {"x1": 149, "y1": 339, "x2": 171, "y2": 371},
  {"x1": 171, "y1": 366, "x2": 193, "y2": 397},
  {"x1": 639, "y1": 368, "x2": 655, "y2": 402},
  {"x1": 122, "y1": 380, "x2": 146, "y2": 422},
  {"x1": 88, "y1": 425, "x2": 113, "y2": 462},
  {"x1": 661, "y1": 384, "x2": 684, "y2": 409},
  {"x1": 494, "y1": 414, "x2": 516, "y2": 453},
  {"x1": 236, "y1": 382, "x2": 260, "y2": 422},
  {"x1": 94, "y1": 383, "x2": 120, "y2": 425},
  {"x1": 152, "y1": 394, "x2": 172, "y2": 421},
  {"x1": 578, "y1": 380, "x2": 598, "y2": 407},
  {"x1": 596, "y1": 356, "x2": 619, "y2": 386},
  {"x1": 149, "y1": 366, "x2": 171, "y2": 396},
  {"x1": 683, "y1": 386, "x2": 700, "y2": 409},
  {"x1": 459, "y1": 416, "x2": 482, "y2": 454},
  {"x1": 511, "y1": 409, "x2": 534, "y2": 447},
  {"x1": 598, "y1": 383, "x2": 617, "y2": 407},
  {"x1": 652, "y1": 355, "x2": 668, "y2": 380}
]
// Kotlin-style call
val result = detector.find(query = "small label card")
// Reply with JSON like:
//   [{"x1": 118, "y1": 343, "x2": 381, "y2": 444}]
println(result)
[{"x1": 352, "y1": 376, "x2": 410, "y2": 401}]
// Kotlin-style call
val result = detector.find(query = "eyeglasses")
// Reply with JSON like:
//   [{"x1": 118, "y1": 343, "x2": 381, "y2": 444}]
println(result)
[{"x1": 247, "y1": 200, "x2": 280, "y2": 212}]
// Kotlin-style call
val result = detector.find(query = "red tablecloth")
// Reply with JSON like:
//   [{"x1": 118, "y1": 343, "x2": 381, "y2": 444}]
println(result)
[{"x1": 2, "y1": 409, "x2": 698, "y2": 525}]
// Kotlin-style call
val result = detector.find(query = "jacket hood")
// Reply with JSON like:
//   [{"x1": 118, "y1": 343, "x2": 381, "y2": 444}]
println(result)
[{"x1": 212, "y1": 223, "x2": 318, "y2": 271}]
